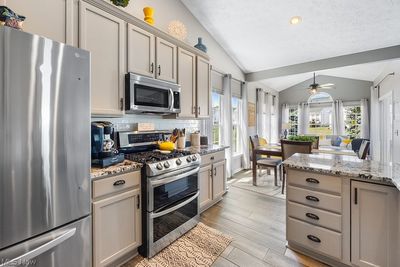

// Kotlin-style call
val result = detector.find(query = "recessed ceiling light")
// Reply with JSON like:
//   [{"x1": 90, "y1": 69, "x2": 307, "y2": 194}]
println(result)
[{"x1": 290, "y1": 16, "x2": 302, "y2": 25}]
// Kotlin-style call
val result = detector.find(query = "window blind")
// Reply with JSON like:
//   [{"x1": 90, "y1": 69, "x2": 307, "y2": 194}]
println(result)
[
  {"x1": 231, "y1": 78, "x2": 243, "y2": 98},
  {"x1": 211, "y1": 69, "x2": 224, "y2": 94}
]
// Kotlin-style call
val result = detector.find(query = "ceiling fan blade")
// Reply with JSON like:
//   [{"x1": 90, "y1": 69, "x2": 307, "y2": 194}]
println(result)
[{"x1": 320, "y1": 83, "x2": 335, "y2": 87}]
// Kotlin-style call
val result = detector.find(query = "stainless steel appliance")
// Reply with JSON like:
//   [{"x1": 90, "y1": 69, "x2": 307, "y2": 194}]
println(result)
[
  {"x1": 125, "y1": 73, "x2": 181, "y2": 114},
  {"x1": 118, "y1": 131, "x2": 200, "y2": 258},
  {"x1": 0, "y1": 27, "x2": 91, "y2": 266}
]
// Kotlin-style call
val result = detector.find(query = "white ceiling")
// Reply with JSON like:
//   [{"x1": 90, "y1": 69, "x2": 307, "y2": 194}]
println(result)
[
  {"x1": 181, "y1": 0, "x2": 400, "y2": 73},
  {"x1": 261, "y1": 61, "x2": 394, "y2": 91}
]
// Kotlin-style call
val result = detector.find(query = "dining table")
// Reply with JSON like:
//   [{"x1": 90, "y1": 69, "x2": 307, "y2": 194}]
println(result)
[{"x1": 252, "y1": 144, "x2": 357, "y2": 186}]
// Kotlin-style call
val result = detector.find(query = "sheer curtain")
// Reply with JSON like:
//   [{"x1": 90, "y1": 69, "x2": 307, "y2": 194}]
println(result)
[
  {"x1": 281, "y1": 104, "x2": 290, "y2": 124},
  {"x1": 240, "y1": 82, "x2": 250, "y2": 169},
  {"x1": 256, "y1": 89, "x2": 266, "y2": 137},
  {"x1": 256, "y1": 89, "x2": 274, "y2": 142},
  {"x1": 370, "y1": 86, "x2": 380, "y2": 160},
  {"x1": 271, "y1": 95, "x2": 279, "y2": 143},
  {"x1": 360, "y1": 98, "x2": 370, "y2": 139},
  {"x1": 298, "y1": 102, "x2": 309, "y2": 135},
  {"x1": 332, "y1": 100, "x2": 345, "y2": 135},
  {"x1": 222, "y1": 75, "x2": 232, "y2": 178}
]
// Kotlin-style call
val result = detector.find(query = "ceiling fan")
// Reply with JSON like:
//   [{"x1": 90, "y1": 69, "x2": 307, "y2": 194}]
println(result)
[{"x1": 307, "y1": 73, "x2": 335, "y2": 94}]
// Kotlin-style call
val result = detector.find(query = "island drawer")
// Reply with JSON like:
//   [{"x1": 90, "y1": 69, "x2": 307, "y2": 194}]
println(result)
[
  {"x1": 93, "y1": 171, "x2": 141, "y2": 199},
  {"x1": 287, "y1": 217, "x2": 342, "y2": 260},
  {"x1": 287, "y1": 169, "x2": 342, "y2": 194},
  {"x1": 287, "y1": 201, "x2": 342, "y2": 232},
  {"x1": 201, "y1": 151, "x2": 225, "y2": 166},
  {"x1": 287, "y1": 186, "x2": 342, "y2": 213}
]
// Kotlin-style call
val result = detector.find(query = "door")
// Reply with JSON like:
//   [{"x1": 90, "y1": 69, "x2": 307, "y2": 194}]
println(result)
[
  {"x1": 156, "y1": 37, "x2": 177, "y2": 83},
  {"x1": 7, "y1": 0, "x2": 74, "y2": 44},
  {"x1": 177, "y1": 48, "x2": 196, "y2": 118},
  {"x1": 213, "y1": 160, "x2": 226, "y2": 200},
  {"x1": 127, "y1": 24, "x2": 155, "y2": 78},
  {"x1": 199, "y1": 165, "x2": 213, "y2": 211},
  {"x1": 93, "y1": 189, "x2": 141, "y2": 267},
  {"x1": 351, "y1": 181, "x2": 398, "y2": 267},
  {"x1": 79, "y1": 1, "x2": 125, "y2": 115},
  {"x1": 196, "y1": 56, "x2": 211, "y2": 118},
  {"x1": 0, "y1": 26, "x2": 90, "y2": 250}
]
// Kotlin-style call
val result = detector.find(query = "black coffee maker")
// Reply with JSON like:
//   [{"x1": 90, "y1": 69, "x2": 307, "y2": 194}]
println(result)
[{"x1": 91, "y1": 121, "x2": 124, "y2": 167}]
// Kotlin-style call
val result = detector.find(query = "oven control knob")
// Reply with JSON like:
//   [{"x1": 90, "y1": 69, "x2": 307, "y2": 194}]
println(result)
[
  {"x1": 191, "y1": 155, "x2": 197, "y2": 161},
  {"x1": 176, "y1": 158, "x2": 182, "y2": 165},
  {"x1": 164, "y1": 161, "x2": 170, "y2": 168},
  {"x1": 156, "y1": 163, "x2": 163, "y2": 170},
  {"x1": 186, "y1": 156, "x2": 192, "y2": 163}
]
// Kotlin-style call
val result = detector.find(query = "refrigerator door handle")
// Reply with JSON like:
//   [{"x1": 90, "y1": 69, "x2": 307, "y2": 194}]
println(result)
[{"x1": 0, "y1": 228, "x2": 76, "y2": 267}]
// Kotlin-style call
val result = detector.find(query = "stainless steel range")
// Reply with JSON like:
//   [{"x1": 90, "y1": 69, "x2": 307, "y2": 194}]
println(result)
[{"x1": 118, "y1": 131, "x2": 200, "y2": 258}]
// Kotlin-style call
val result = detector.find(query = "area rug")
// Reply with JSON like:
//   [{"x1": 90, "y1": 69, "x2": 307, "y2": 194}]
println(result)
[
  {"x1": 231, "y1": 170, "x2": 286, "y2": 199},
  {"x1": 125, "y1": 222, "x2": 233, "y2": 267}
]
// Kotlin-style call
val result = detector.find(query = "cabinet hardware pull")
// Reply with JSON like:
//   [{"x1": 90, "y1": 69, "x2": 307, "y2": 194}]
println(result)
[
  {"x1": 306, "y1": 178, "x2": 319, "y2": 184},
  {"x1": 306, "y1": 213, "x2": 319, "y2": 220},
  {"x1": 120, "y1": 98, "x2": 124, "y2": 111},
  {"x1": 158, "y1": 65, "x2": 161, "y2": 76},
  {"x1": 113, "y1": 180, "x2": 126, "y2": 186},
  {"x1": 198, "y1": 106, "x2": 200, "y2": 115},
  {"x1": 307, "y1": 235, "x2": 321, "y2": 243},
  {"x1": 209, "y1": 169, "x2": 213, "y2": 176},
  {"x1": 354, "y1": 188, "x2": 358, "y2": 205},
  {"x1": 305, "y1": 195, "x2": 319, "y2": 202},
  {"x1": 192, "y1": 106, "x2": 196, "y2": 114},
  {"x1": 210, "y1": 156, "x2": 215, "y2": 160},
  {"x1": 150, "y1": 63, "x2": 154, "y2": 73},
  {"x1": 214, "y1": 167, "x2": 217, "y2": 176},
  {"x1": 137, "y1": 195, "x2": 140, "y2": 209}
]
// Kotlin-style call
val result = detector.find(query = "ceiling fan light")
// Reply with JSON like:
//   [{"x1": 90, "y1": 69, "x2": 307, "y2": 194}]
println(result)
[
  {"x1": 290, "y1": 16, "x2": 302, "y2": 25},
  {"x1": 309, "y1": 88, "x2": 318, "y2": 95}
]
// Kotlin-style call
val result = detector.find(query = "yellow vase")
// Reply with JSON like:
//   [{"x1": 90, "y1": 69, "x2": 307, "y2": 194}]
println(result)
[{"x1": 143, "y1": 7, "x2": 154, "y2": 25}]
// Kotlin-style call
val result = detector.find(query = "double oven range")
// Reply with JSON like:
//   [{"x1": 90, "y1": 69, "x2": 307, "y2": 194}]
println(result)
[{"x1": 118, "y1": 131, "x2": 200, "y2": 258}]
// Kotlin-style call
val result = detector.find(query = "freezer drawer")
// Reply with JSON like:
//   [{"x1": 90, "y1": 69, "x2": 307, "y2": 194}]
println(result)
[{"x1": 0, "y1": 216, "x2": 91, "y2": 267}]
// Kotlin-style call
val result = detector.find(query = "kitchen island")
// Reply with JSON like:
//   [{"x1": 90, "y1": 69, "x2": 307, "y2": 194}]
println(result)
[{"x1": 283, "y1": 153, "x2": 400, "y2": 267}]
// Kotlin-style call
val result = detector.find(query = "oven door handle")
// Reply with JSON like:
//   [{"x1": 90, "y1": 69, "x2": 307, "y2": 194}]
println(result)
[
  {"x1": 150, "y1": 167, "x2": 200, "y2": 187},
  {"x1": 150, "y1": 191, "x2": 199, "y2": 219}
]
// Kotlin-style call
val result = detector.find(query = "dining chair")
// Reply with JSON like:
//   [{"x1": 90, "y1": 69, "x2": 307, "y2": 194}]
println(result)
[
  {"x1": 249, "y1": 135, "x2": 282, "y2": 186},
  {"x1": 281, "y1": 139, "x2": 313, "y2": 194},
  {"x1": 351, "y1": 138, "x2": 369, "y2": 154},
  {"x1": 357, "y1": 140, "x2": 370, "y2": 160}
]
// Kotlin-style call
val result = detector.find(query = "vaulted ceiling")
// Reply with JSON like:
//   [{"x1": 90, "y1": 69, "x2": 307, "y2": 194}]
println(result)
[{"x1": 181, "y1": 0, "x2": 400, "y2": 73}]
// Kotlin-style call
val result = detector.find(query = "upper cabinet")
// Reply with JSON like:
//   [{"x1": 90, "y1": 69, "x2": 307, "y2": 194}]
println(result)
[
  {"x1": 7, "y1": 0, "x2": 75, "y2": 44},
  {"x1": 156, "y1": 37, "x2": 177, "y2": 83},
  {"x1": 177, "y1": 48, "x2": 196, "y2": 118},
  {"x1": 79, "y1": 1, "x2": 126, "y2": 116},
  {"x1": 127, "y1": 24, "x2": 155, "y2": 78},
  {"x1": 196, "y1": 57, "x2": 211, "y2": 118}
]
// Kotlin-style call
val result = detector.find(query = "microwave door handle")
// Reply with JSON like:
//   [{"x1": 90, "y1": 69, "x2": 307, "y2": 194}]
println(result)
[{"x1": 169, "y1": 88, "x2": 174, "y2": 110}]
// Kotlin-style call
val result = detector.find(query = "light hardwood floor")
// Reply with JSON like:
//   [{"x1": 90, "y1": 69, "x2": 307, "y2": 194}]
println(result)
[{"x1": 203, "y1": 174, "x2": 329, "y2": 267}]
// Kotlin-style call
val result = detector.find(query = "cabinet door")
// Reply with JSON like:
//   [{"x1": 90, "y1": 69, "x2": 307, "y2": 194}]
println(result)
[
  {"x1": 212, "y1": 160, "x2": 226, "y2": 200},
  {"x1": 177, "y1": 48, "x2": 196, "y2": 118},
  {"x1": 7, "y1": 0, "x2": 74, "y2": 44},
  {"x1": 127, "y1": 24, "x2": 155, "y2": 78},
  {"x1": 199, "y1": 165, "x2": 213, "y2": 211},
  {"x1": 155, "y1": 37, "x2": 177, "y2": 83},
  {"x1": 93, "y1": 189, "x2": 141, "y2": 267},
  {"x1": 196, "y1": 57, "x2": 211, "y2": 118},
  {"x1": 79, "y1": 2, "x2": 125, "y2": 115},
  {"x1": 351, "y1": 181, "x2": 398, "y2": 267}
]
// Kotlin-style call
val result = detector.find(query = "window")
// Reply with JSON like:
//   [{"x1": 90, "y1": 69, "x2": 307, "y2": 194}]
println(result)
[
  {"x1": 212, "y1": 92, "x2": 222, "y2": 145},
  {"x1": 232, "y1": 97, "x2": 242, "y2": 154},
  {"x1": 308, "y1": 105, "x2": 333, "y2": 140},
  {"x1": 288, "y1": 107, "x2": 298, "y2": 136},
  {"x1": 344, "y1": 105, "x2": 362, "y2": 139}
]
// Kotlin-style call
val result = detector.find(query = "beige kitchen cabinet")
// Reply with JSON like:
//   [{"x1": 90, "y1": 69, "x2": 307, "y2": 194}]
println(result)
[
  {"x1": 7, "y1": 0, "x2": 75, "y2": 44},
  {"x1": 92, "y1": 171, "x2": 142, "y2": 267},
  {"x1": 156, "y1": 37, "x2": 177, "y2": 83},
  {"x1": 127, "y1": 24, "x2": 155, "y2": 78},
  {"x1": 212, "y1": 160, "x2": 226, "y2": 200},
  {"x1": 79, "y1": 1, "x2": 125, "y2": 116},
  {"x1": 351, "y1": 181, "x2": 399, "y2": 267},
  {"x1": 196, "y1": 57, "x2": 211, "y2": 118},
  {"x1": 199, "y1": 165, "x2": 213, "y2": 210},
  {"x1": 177, "y1": 48, "x2": 196, "y2": 118}
]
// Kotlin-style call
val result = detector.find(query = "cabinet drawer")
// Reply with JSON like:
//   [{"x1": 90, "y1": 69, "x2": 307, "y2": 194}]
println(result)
[
  {"x1": 287, "y1": 186, "x2": 342, "y2": 213},
  {"x1": 287, "y1": 201, "x2": 342, "y2": 232},
  {"x1": 201, "y1": 151, "x2": 225, "y2": 166},
  {"x1": 287, "y1": 217, "x2": 342, "y2": 260},
  {"x1": 287, "y1": 169, "x2": 341, "y2": 194},
  {"x1": 93, "y1": 171, "x2": 140, "y2": 199}
]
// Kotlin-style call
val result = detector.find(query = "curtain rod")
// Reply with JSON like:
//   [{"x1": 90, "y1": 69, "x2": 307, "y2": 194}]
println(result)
[{"x1": 374, "y1": 72, "x2": 395, "y2": 88}]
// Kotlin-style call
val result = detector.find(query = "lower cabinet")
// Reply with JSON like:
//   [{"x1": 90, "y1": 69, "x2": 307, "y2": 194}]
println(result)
[
  {"x1": 351, "y1": 180, "x2": 399, "y2": 267},
  {"x1": 199, "y1": 164, "x2": 213, "y2": 209},
  {"x1": 92, "y1": 171, "x2": 142, "y2": 267}
]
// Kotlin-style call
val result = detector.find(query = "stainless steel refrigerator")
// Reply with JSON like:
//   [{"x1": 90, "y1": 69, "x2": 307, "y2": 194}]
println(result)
[{"x1": 0, "y1": 27, "x2": 91, "y2": 266}]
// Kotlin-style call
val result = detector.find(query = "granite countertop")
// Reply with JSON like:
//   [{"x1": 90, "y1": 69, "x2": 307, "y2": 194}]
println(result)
[
  {"x1": 179, "y1": 145, "x2": 229, "y2": 155},
  {"x1": 90, "y1": 160, "x2": 143, "y2": 180},
  {"x1": 283, "y1": 153, "x2": 400, "y2": 190}
]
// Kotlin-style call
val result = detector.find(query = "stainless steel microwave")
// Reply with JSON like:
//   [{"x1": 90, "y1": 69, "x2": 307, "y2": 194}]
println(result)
[{"x1": 125, "y1": 73, "x2": 181, "y2": 114}]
